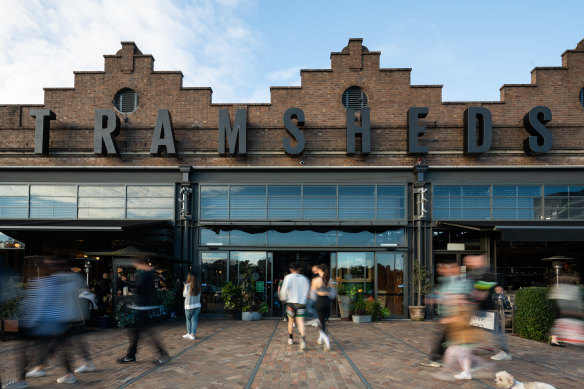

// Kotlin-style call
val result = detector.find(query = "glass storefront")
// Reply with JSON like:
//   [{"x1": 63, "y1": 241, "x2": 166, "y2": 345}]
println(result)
[{"x1": 200, "y1": 249, "x2": 408, "y2": 318}]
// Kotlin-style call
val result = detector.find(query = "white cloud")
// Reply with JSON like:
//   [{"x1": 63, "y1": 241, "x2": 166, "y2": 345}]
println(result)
[{"x1": 0, "y1": 0, "x2": 261, "y2": 104}]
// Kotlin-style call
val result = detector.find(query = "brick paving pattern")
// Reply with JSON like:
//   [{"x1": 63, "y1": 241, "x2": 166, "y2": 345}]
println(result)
[{"x1": 1, "y1": 319, "x2": 582, "y2": 388}]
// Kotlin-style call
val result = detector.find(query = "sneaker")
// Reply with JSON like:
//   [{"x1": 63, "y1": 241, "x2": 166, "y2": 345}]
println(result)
[
  {"x1": 288, "y1": 338, "x2": 294, "y2": 345},
  {"x1": 25, "y1": 369, "x2": 46, "y2": 378},
  {"x1": 56, "y1": 374, "x2": 76, "y2": 384},
  {"x1": 323, "y1": 344, "x2": 331, "y2": 351},
  {"x1": 188, "y1": 334, "x2": 195, "y2": 340},
  {"x1": 491, "y1": 351, "x2": 512, "y2": 361},
  {"x1": 300, "y1": 339, "x2": 307, "y2": 350},
  {"x1": 317, "y1": 337, "x2": 323, "y2": 345},
  {"x1": 420, "y1": 360, "x2": 441, "y2": 368},
  {"x1": 117, "y1": 356, "x2": 136, "y2": 364},
  {"x1": 454, "y1": 371, "x2": 472, "y2": 380},
  {"x1": 4, "y1": 381, "x2": 27, "y2": 388},
  {"x1": 182, "y1": 333, "x2": 190, "y2": 338},
  {"x1": 152, "y1": 354, "x2": 170, "y2": 365},
  {"x1": 74, "y1": 362, "x2": 96, "y2": 373}
]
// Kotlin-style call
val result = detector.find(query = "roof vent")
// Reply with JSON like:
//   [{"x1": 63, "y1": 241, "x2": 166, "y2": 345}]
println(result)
[
  {"x1": 342, "y1": 86, "x2": 368, "y2": 110},
  {"x1": 113, "y1": 88, "x2": 139, "y2": 114}
]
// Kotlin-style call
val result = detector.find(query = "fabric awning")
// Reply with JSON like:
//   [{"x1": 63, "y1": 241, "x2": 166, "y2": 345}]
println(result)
[{"x1": 437, "y1": 220, "x2": 584, "y2": 242}]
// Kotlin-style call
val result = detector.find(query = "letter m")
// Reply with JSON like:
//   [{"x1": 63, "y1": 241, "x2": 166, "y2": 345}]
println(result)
[{"x1": 218, "y1": 108, "x2": 247, "y2": 155}]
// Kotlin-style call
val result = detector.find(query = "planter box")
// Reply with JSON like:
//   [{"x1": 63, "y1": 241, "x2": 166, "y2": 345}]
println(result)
[
  {"x1": 337, "y1": 295, "x2": 352, "y2": 320},
  {"x1": 408, "y1": 306, "x2": 426, "y2": 321},
  {"x1": 241, "y1": 311, "x2": 263, "y2": 321},
  {"x1": 352, "y1": 315, "x2": 371, "y2": 323}
]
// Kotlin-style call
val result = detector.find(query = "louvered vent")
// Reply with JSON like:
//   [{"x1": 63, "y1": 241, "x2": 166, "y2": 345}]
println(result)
[
  {"x1": 580, "y1": 87, "x2": 584, "y2": 107},
  {"x1": 114, "y1": 88, "x2": 139, "y2": 114},
  {"x1": 342, "y1": 86, "x2": 368, "y2": 110}
]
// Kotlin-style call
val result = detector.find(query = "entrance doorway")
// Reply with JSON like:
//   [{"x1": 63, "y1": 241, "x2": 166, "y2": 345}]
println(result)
[{"x1": 272, "y1": 251, "x2": 330, "y2": 315}]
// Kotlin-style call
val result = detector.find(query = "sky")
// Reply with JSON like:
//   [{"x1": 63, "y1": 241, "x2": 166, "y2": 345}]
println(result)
[{"x1": 0, "y1": 0, "x2": 583, "y2": 105}]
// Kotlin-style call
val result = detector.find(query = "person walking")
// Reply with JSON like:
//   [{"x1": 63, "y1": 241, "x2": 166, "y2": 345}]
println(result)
[
  {"x1": 549, "y1": 273, "x2": 584, "y2": 347},
  {"x1": 117, "y1": 259, "x2": 170, "y2": 365},
  {"x1": 182, "y1": 272, "x2": 202, "y2": 340},
  {"x1": 311, "y1": 263, "x2": 334, "y2": 351},
  {"x1": 279, "y1": 262, "x2": 310, "y2": 350}
]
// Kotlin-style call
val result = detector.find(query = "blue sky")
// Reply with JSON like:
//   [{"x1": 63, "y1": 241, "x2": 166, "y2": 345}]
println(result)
[{"x1": 0, "y1": 0, "x2": 583, "y2": 104}]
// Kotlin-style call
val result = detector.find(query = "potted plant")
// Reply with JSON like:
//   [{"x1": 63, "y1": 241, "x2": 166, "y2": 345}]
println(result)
[
  {"x1": 336, "y1": 283, "x2": 357, "y2": 320},
  {"x1": 240, "y1": 268, "x2": 266, "y2": 321},
  {"x1": 1, "y1": 280, "x2": 25, "y2": 338},
  {"x1": 221, "y1": 282, "x2": 243, "y2": 319},
  {"x1": 352, "y1": 295, "x2": 371, "y2": 323},
  {"x1": 409, "y1": 261, "x2": 434, "y2": 321}
]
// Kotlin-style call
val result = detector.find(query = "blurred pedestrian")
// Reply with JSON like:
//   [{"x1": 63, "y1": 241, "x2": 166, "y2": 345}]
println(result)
[
  {"x1": 549, "y1": 273, "x2": 584, "y2": 347},
  {"x1": 464, "y1": 254, "x2": 512, "y2": 361},
  {"x1": 279, "y1": 262, "x2": 310, "y2": 350},
  {"x1": 182, "y1": 272, "x2": 202, "y2": 340},
  {"x1": 117, "y1": 259, "x2": 169, "y2": 364},
  {"x1": 15, "y1": 258, "x2": 86, "y2": 386},
  {"x1": 311, "y1": 263, "x2": 334, "y2": 351},
  {"x1": 96, "y1": 272, "x2": 111, "y2": 315},
  {"x1": 420, "y1": 260, "x2": 470, "y2": 368}
]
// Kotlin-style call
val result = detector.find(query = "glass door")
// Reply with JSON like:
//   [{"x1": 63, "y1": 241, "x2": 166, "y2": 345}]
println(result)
[
  {"x1": 200, "y1": 251, "x2": 228, "y2": 313},
  {"x1": 336, "y1": 252, "x2": 375, "y2": 297},
  {"x1": 229, "y1": 251, "x2": 272, "y2": 313},
  {"x1": 376, "y1": 252, "x2": 406, "y2": 317}
]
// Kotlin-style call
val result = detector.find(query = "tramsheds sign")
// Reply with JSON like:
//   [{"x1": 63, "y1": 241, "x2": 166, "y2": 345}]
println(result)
[{"x1": 29, "y1": 105, "x2": 553, "y2": 156}]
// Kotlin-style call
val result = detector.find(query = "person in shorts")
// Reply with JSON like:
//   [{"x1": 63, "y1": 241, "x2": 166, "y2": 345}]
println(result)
[{"x1": 279, "y1": 262, "x2": 310, "y2": 350}]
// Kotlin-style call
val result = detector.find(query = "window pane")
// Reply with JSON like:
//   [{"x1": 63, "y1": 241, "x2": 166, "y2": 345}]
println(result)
[
  {"x1": 127, "y1": 186, "x2": 173, "y2": 197},
  {"x1": 127, "y1": 208, "x2": 173, "y2": 218},
  {"x1": 268, "y1": 185, "x2": 301, "y2": 196},
  {"x1": 79, "y1": 186, "x2": 125, "y2": 197},
  {"x1": 78, "y1": 208, "x2": 125, "y2": 219},
  {"x1": 375, "y1": 229, "x2": 406, "y2": 246},
  {"x1": 31, "y1": 185, "x2": 76, "y2": 196},
  {"x1": 433, "y1": 186, "x2": 461, "y2": 196},
  {"x1": 230, "y1": 230, "x2": 267, "y2": 246},
  {"x1": 0, "y1": 185, "x2": 28, "y2": 196},
  {"x1": 0, "y1": 207, "x2": 28, "y2": 218},
  {"x1": 377, "y1": 209, "x2": 404, "y2": 219},
  {"x1": 493, "y1": 186, "x2": 517, "y2": 196},
  {"x1": 462, "y1": 186, "x2": 490, "y2": 196},
  {"x1": 304, "y1": 186, "x2": 336, "y2": 197},
  {"x1": 267, "y1": 230, "x2": 336, "y2": 246},
  {"x1": 570, "y1": 186, "x2": 584, "y2": 196},
  {"x1": 544, "y1": 186, "x2": 568, "y2": 196},
  {"x1": 199, "y1": 228, "x2": 229, "y2": 246},
  {"x1": 337, "y1": 231, "x2": 375, "y2": 246},
  {"x1": 339, "y1": 208, "x2": 375, "y2": 219},
  {"x1": 518, "y1": 186, "x2": 541, "y2": 196},
  {"x1": 378, "y1": 186, "x2": 404, "y2": 197},
  {"x1": 230, "y1": 186, "x2": 266, "y2": 197}
]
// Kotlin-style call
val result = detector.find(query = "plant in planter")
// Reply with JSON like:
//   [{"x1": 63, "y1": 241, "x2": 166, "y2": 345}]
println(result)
[
  {"x1": 1, "y1": 280, "x2": 26, "y2": 336},
  {"x1": 114, "y1": 301, "x2": 137, "y2": 328},
  {"x1": 221, "y1": 282, "x2": 243, "y2": 319},
  {"x1": 409, "y1": 261, "x2": 434, "y2": 321},
  {"x1": 240, "y1": 268, "x2": 266, "y2": 321},
  {"x1": 336, "y1": 283, "x2": 357, "y2": 320},
  {"x1": 352, "y1": 295, "x2": 371, "y2": 323}
]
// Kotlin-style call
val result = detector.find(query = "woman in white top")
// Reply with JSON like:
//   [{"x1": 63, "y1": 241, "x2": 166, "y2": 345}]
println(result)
[{"x1": 183, "y1": 272, "x2": 202, "y2": 340}]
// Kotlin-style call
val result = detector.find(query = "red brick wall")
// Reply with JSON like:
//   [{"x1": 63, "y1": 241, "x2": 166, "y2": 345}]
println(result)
[{"x1": 1, "y1": 38, "x2": 584, "y2": 168}]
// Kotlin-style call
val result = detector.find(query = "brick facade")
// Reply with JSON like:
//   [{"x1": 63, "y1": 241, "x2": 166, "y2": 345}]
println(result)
[{"x1": 1, "y1": 38, "x2": 584, "y2": 168}]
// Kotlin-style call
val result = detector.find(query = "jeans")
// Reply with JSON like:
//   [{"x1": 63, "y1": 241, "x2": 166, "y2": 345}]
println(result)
[{"x1": 185, "y1": 307, "x2": 201, "y2": 335}]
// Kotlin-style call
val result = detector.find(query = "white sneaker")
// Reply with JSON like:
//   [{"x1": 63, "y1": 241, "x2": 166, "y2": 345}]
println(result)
[
  {"x1": 74, "y1": 363, "x2": 96, "y2": 373},
  {"x1": 57, "y1": 374, "x2": 76, "y2": 384},
  {"x1": 25, "y1": 369, "x2": 46, "y2": 378},
  {"x1": 4, "y1": 381, "x2": 27, "y2": 388},
  {"x1": 74, "y1": 362, "x2": 95, "y2": 373},
  {"x1": 491, "y1": 351, "x2": 512, "y2": 361},
  {"x1": 454, "y1": 371, "x2": 472, "y2": 380},
  {"x1": 420, "y1": 360, "x2": 441, "y2": 368},
  {"x1": 300, "y1": 339, "x2": 307, "y2": 350},
  {"x1": 182, "y1": 333, "x2": 190, "y2": 338},
  {"x1": 288, "y1": 338, "x2": 294, "y2": 345},
  {"x1": 188, "y1": 334, "x2": 195, "y2": 340},
  {"x1": 317, "y1": 337, "x2": 323, "y2": 345},
  {"x1": 323, "y1": 344, "x2": 331, "y2": 351}
]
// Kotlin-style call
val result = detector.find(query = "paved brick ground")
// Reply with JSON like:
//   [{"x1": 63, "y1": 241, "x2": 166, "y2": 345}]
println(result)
[{"x1": 1, "y1": 319, "x2": 582, "y2": 388}]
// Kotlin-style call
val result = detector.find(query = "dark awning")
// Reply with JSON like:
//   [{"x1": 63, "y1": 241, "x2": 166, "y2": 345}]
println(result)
[
  {"x1": 0, "y1": 219, "x2": 171, "y2": 232},
  {"x1": 437, "y1": 220, "x2": 584, "y2": 242}
]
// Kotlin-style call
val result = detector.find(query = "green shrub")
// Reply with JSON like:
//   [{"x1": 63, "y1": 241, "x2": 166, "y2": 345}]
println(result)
[
  {"x1": 0, "y1": 281, "x2": 26, "y2": 319},
  {"x1": 514, "y1": 287, "x2": 557, "y2": 341},
  {"x1": 352, "y1": 295, "x2": 367, "y2": 315}
]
